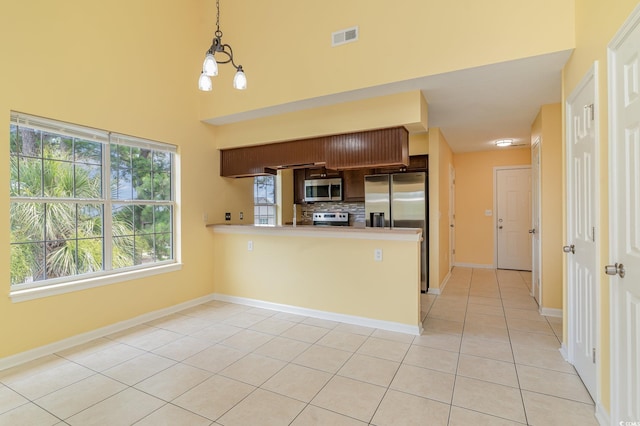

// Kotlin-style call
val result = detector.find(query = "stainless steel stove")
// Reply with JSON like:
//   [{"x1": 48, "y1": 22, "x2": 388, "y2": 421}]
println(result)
[{"x1": 312, "y1": 212, "x2": 350, "y2": 226}]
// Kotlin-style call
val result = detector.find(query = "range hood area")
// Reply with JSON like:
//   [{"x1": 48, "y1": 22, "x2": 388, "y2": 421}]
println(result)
[{"x1": 219, "y1": 127, "x2": 409, "y2": 177}]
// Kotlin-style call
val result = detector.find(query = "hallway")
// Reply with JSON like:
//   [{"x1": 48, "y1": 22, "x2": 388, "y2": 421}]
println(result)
[{"x1": 0, "y1": 268, "x2": 597, "y2": 425}]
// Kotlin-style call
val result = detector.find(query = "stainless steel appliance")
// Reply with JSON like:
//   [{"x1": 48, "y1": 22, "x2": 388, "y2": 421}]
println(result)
[
  {"x1": 365, "y1": 172, "x2": 429, "y2": 292},
  {"x1": 312, "y1": 212, "x2": 349, "y2": 226},
  {"x1": 304, "y1": 178, "x2": 342, "y2": 202}
]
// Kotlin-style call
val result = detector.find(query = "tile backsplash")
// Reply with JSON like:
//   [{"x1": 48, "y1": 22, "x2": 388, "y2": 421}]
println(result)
[{"x1": 299, "y1": 202, "x2": 365, "y2": 226}]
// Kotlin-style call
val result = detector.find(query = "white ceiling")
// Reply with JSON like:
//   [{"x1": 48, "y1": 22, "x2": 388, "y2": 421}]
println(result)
[{"x1": 207, "y1": 49, "x2": 573, "y2": 153}]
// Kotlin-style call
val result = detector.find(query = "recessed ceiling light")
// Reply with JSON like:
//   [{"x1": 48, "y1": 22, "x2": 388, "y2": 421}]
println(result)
[{"x1": 495, "y1": 139, "x2": 513, "y2": 147}]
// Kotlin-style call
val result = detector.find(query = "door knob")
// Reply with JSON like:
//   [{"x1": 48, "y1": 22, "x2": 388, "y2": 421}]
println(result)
[
  {"x1": 450, "y1": 224, "x2": 454, "y2": 228},
  {"x1": 498, "y1": 226, "x2": 503, "y2": 229},
  {"x1": 563, "y1": 244, "x2": 575, "y2": 254},
  {"x1": 605, "y1": 263, "x2": 625, "y2": 278},
  {"x1": 529, "y1": 229, "x2": 536, "y2": 234}
]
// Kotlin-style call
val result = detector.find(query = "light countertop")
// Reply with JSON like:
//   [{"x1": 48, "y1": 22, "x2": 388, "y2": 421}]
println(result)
[{"x1": 207, "y1": 223, "x2": 423, "y2": 242}]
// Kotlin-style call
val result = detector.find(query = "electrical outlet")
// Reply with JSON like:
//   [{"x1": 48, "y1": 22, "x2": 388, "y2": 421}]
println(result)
[
  {"x1": 225, "y1": 212, "x2": 231, "y2": 221},
  {"x1": 240, "y1": 212, "x2": 244, "y2": 220},
  {"x1": 374, "y1": 248, "x2": 383, "y2": 262},
  {"x1": 203, "y1": 212, "x2": 209, "y2": 223},
  {"x1": 247, "y1": 240, "x2": 253, "y2": 251}
]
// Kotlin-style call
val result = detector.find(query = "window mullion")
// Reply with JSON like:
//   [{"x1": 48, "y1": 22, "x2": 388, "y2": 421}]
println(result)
[{"x1": 103, "y1": 140, "x2": 113, "y2": 272}]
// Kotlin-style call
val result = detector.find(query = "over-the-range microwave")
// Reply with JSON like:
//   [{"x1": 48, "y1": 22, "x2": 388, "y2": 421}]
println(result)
[{"x1": 304, "y1": 178, "x2": 342, "y2": 202}]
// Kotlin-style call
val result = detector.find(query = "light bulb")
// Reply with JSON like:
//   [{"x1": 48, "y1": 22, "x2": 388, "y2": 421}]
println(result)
[
  {"x1": 202, "y1": 53, "x2": 218, "y2": 77},
  {"x1": 198, "y1": 72, "x2": 212, "y2": 91},
  {"x1": 233, "y1": 68, "x2": 247, "y2": 90}
]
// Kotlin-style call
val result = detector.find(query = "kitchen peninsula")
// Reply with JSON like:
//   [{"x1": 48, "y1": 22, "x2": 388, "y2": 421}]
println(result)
[{"x1": 208, "y1": 224, "x2": 423, "y2": 334}]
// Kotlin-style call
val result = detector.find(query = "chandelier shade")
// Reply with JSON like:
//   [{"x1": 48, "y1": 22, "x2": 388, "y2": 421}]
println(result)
[
  {"x1": 233, "y1": 67, "x2": 247, "y2": 90},
  {"x1": 202, "y1": 53, "x2": 218, "y2": 77},
  {"x1": 198, "y1": 73, "x2": 213, "y2": 91}
]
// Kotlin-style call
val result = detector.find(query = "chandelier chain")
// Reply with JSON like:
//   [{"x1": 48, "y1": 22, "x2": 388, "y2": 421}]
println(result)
[{"x1": 215, "y1": 0, "x2": 222, "y2": 37}]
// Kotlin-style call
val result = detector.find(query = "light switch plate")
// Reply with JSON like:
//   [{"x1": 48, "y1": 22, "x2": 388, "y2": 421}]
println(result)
[
  {"x1": 485, "y1": 210, "x2": 493, "y2": 216},
  {"x1": 248, "y1": 240, "x2": 253, "y2": 251}
]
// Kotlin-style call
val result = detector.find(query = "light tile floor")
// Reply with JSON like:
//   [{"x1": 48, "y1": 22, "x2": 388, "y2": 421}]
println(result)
[{"x1": 0, "y1": 268, "x2": 599, "y2": 425}]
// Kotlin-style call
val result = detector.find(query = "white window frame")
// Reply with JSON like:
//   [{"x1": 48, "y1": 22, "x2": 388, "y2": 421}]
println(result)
[
  {"x1": 9, "y1": 112, "x2": 181, "y2": 302},
  {"x1": 254, "y1": 175, "x2": 276, "y2": 226}
]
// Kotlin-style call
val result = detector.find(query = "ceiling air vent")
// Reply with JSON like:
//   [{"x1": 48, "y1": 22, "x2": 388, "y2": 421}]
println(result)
[{"x1": 332, "y1": 26, "x2": 359, "y2": 47}]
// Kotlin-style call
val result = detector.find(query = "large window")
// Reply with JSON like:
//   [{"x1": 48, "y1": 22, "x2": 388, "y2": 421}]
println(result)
[
  {"x1": 9, "y1": 112, "x2": 177, "y2": 291},
  {"x1": 254, "y1": 175, "x2": 276, "y2": 226}
]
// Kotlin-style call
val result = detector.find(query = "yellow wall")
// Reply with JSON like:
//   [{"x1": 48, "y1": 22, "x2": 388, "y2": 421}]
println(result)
[
  {"x1": 213, "y1": 91, "x2": 427, "y2": 149},
  {"x1": 0, "y1": 0, "x2": 231, "y2": 358},
  {"x1": 409, "y1": 133, "x2": 429, "y2": 156},
  {"x1": 531, "y1": 104, "x2": 563, "y2": 310},
  {"x1": 278, "y1": 169, "x2": 294, "y2": 225},
  {"x1": 214, "y1": 157, "x2": 256, "y2": 225},
  {"x1": 201, "y1": 0, "x2": 575, "y2": 120},
  {"x1": 561, "y1": 0, "x2": 640, "y2": 413},
  {"x1": 212, "y1": 229, "x2": 421, "y2": 327},
  {"x1": 427, "y1": 128, "x2": 453, "y2": 291},
  {"x1": 453, "y1": 149, "x2": 531, "y2": 266}
]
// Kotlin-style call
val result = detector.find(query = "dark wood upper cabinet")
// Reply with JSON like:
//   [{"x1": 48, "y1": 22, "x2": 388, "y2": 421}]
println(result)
[
  {"x1": 342, "y1": 168, "x2": 373, "y2": 202},
  {"x1": 220, "y1": 137, "x2": 328, "y2": 178},
  {"x1": 374, "y1": 154, "x2": 428, "y2": 174},
  {"x1": 220, "y1": 146, "x2": 273, "y2": 177},
  {"x1": 306, "y1": 167, "x2": 340, "y2": 179},
  {"x1": 293, "y1": 169, "x2": 306, "y2": 204},
  {"x1": 220, "y1": 126, "x2": 410, "y2": 178},
  {"x1": 325, "y1": 127, "x2": 409, "y2": 170},
  {"x1": 407, "y1": 154, "x2": 428, "y2": 171}
]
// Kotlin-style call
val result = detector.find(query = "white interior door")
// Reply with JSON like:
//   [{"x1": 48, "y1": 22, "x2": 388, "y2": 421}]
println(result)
[
  {"x1": 565, "y1": 62, "x2": 599, "y2": 401},
  {"x1": 609, "y1": 7, "x2": 640, "y2": 421},
  {"x1": 449, "y1": 165, "x2": 456, "y2": 271},
  {"x1": 531, "y1": 140, "x2": 542, "y2": 302},
  {"x1": 496, "y1": 168, "x2": 532, "y2": 270}
]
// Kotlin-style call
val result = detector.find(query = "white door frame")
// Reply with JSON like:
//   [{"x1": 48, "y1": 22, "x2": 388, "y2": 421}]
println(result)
[
  {"x1": 449, "y1": 164, "x2": 456, "y2": 271},
  {"x1": 493, "y1": 165, "x2": 532, "y2": 269},
  {"x1": 608, "y1": 4, "x2": 640, "y2": 422},
  {"x1": 531, "y1": 138, "x2": 542, "y2": 303},
  {"x1": 564, "y1": 61, "x2": 601, "y2": 406}
]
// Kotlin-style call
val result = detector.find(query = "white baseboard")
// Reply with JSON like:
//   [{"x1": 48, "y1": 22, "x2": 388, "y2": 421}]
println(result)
[
  {"x1": 540, "y1": 307, "x2": 563, "y2": 318},
  {"x1": 2, "y1": 291, "x2": 424, "y2": 373},
  {"x1": 453, "y1": 262, "x2": 494, "y2": 269},
  {"x1": 594, "y1": 402, "x2": 610, "y2": 426},
  {"x1": 559, "y1": 343, "x2": 570, "y2": 362},
  {"x1": 427, "y1": 288, "x2": 441, "y2": 295},
  {"x1": 212, "y1": 293, "x2": 422, "y2": 336},
  {"x1": 0, "y1": 294, "x2": 216, "y2": 372},
  {"x1": 438, "y1": 271, "x2": 451, "y2": 293}
]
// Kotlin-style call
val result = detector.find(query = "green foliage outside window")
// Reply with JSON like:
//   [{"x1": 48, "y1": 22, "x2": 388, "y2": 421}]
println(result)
[{"x1": 9, "y1": 121, "x2": 174, "y2": 287}]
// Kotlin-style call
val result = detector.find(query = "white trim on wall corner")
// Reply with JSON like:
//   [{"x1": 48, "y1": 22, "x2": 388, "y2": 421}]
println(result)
[
  {"x1": 595, "y1": 403, "x2": 610, "y2": 426},
  {"x1": 425, "y1": 270, "x2": 452, "y2": 295},
  {"x1": 212, "y1": 293, "x2": 423, "y2": 336},
  {"x1": 559, "y1": 343, "x2": 570, "y2": 362},
  {"x1": 453, "y1": 262, "x2": 494, "y2": 269},
  {"x1": 0, "y1": 294, "x2": 216, "y2": 372},
  {"x1": 540, "y1": 307, "x2": 563, "y2": 318}
]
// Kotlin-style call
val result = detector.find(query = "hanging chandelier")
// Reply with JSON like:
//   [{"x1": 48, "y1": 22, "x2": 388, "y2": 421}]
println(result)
[{"x1": 198, "y1": 0, "x2": 246, "y2": 91}]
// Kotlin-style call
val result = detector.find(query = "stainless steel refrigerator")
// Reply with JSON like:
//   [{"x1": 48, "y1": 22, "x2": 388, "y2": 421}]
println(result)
[{"x1": 365, "y1": 172, "x2": 429, "y2": 292}]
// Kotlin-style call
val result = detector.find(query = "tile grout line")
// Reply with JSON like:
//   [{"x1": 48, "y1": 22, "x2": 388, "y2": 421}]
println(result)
[
  {"x1": 447, "y1": 265, "x2": 473, "y2": 425},
  {"x1": 496, "y1": 269, "x2": 532, "y2": 426}
]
